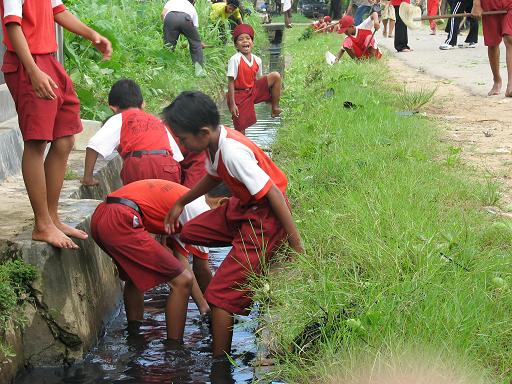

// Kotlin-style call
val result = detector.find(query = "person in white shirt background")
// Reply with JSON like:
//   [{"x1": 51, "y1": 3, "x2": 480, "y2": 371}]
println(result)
[
  {"x1": 281, "y1": 0, "x2": 292, "y2": 28},
  {"x1": 161, "y1": 0, "x2": 206, "y2": 76}
]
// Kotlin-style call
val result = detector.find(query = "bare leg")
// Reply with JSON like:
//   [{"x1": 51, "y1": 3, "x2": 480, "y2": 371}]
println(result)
[
  {"x1": 193, "y1": 257, "x2": 212, "y2": 293},
  {"x1": 23, "y1": 140, "x2": 78, "y2": 249},
  {"x1": 504, "y1": 35, "x2": 512, "y2": 97},
  {"x1": 211, "y1": 305, "x2": 234, "y2": 358},
  {"x1": 488, "y1": 45, "x2": 502, "y2": 96},
  {"x1": 345, "y1": 48, "x2": 358, "y2": 60},
  {"x1": 45, "y1": 135, "x2": 88, "y2": 240},
  {"x1": 389, "y1": 19, "x2": 395, "y2": 37},
  {"x1": 124, "y1": 280, "x2": 144, "y2": 322},
  {"x1": 166, "y1": 269, "x2": 193, "y2": 340},
  {"x1": 176, "y1": 252, "x2": 210, "y2": 315},
  {"x1": 266, "y1": 71, "x2": 282, "y2": 117},
  {"x1": 382, "y1": 19, "x2": 388, "y2": 37}
]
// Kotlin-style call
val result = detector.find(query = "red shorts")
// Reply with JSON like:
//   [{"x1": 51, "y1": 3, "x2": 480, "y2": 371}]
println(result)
[
  {"x1": 230, "y1": 76, "x2": 272, "y2": 134},
  {"x1": 180, "y1": 197, "x2": 287, "y2": 315},
  {"x1": 481, "y1": 0, "x2": 512, "y2": 46},
  {"x1": 91, "y1": 202, "x2": 184, "y2": 292},
  {"x1": 180, "y1": 151, "x2": 207, "y2": 188},
  {"x1": 2, "y1": 51, "x2": 82, "y2": 142},
  {"x1": 120, "y1": 154, "x2": 181, "y2": 185}
]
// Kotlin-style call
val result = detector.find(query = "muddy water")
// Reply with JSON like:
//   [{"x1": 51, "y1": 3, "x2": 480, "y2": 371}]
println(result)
[{"x1": 15, "y1": 103, "x2": 281, "y2": 384}]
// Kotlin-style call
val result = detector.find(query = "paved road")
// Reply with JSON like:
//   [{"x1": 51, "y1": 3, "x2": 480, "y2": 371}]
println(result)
[{"x1": 377, "y1": 26, "x2": 508, "y2": 97}]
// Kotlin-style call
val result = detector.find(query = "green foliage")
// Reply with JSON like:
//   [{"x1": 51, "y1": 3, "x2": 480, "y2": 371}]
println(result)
[
  {"x1": 256, "y1": 28, "x2": 512, "y2": 383},
  {"x1": 64, "y1": 0, "x2": 265, "y2": 120},
  {"x1": 0, "y1": 259, "x2": 37, "y2": 329}
]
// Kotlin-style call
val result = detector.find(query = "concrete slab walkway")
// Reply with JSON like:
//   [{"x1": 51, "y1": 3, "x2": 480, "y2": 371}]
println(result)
[{"x1": 378, "y1": 26, "x2": 508, "y2": 97}]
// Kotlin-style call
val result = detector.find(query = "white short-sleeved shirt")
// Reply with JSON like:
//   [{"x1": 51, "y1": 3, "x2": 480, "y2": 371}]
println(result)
[
  {"x1": 162, "y1": 0, "x2": 199, "y2": 27},
  {"x1": 227, "y1": 52, "x2": 263, "y2": 80},
  {"x1": 86, "y1": 113, "x2": 184, "y2": 161},
  {"x1": 176, "y1": 196, "x2": 209, "y2": 256},
  {"x1": 205, "y1": 126, "x2": 288, "y2": 203}
]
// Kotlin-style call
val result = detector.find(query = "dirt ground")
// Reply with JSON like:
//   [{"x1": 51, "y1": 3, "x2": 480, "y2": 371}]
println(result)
[{"x1": 382, "y1": 34, "x2": 512, "y2": 209}]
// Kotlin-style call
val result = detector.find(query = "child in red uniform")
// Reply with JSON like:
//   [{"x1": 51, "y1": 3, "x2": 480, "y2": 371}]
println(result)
[
  {"x1": 1, "y1": 0, "x2": 112, "y2": 249},
  {"x1": 227, "y1": 24, "x2": 282, "y2": 134},
  {"x1": 91, "y1": 179, "x2": 216, "y2": 339},
  {"x1": 335, "y1": 15, "x2": 382, "y2": 61},
  {"x1": 162, "y1": 91, "x2": 304, "y2": 358},
  {"x1": 167, "y1": 128, "x2": 207, "y2": 188},
  {"x1": 81, "y1": 79, "x2": 182, "y2": 186},
  {"x1": 472, "y1": 0, "x2": 512, "y2": 96}
]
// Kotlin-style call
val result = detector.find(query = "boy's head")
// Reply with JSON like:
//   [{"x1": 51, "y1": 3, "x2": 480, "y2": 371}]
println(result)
[
  {"x1": 108, "y1": 79, "x2": 144, "y2": 112},
  {"x1": 161, "y1": 91, "x2": 220, "y2": 153},
  {"x1": 233, "y1": 24, "x2": 254, "y2": 53},
  {"x1": 226, "y1": 0, "x2": 240, "y2": 14},
  {"x1": 324, "y1": 15, "x2": 331, "y2": 22},
  {"x1": 338, "y1": 15, "x2": 355, "y2": 36},
  {"x1": 205, "y1": 183, "x2": 232, "y2": 209}
]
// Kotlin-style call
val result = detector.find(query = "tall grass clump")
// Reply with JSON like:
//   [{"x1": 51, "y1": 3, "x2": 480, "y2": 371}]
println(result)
[
  {"x1": 63, "y1": 0, "x2": 265, "y2": 119},
  {"x1": 254, "y1": 28, "x2": 512, "y2": 383}
]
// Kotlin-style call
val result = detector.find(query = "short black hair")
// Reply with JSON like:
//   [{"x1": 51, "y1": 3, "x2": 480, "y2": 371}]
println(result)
[
  {"x1": 206, "y1": 183, "x2": 232, "y2": 198},
  {"x1": 227, "y1": 0, "x2": 240, "y2": 8},
  {"x1": 162, "y1": 91, "x2": 220, "y2": 135},
  {"x1": 108, "y1": 79, "x2": 143, "y2": 109}
]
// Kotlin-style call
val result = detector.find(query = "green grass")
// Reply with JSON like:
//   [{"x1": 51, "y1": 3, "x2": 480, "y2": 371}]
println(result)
[
  {"x1": 63, "y1": 0, "x2": 266, "y2": 120},
  {"x1": 271, "y1": 12, "x2": 312, "y2": 24},
  {"x1": 0, "y1": 258, "x2": 38, "y2": 357},
  {"x1": 253, "y1": 27, "x2": 512, "y2": 383}
]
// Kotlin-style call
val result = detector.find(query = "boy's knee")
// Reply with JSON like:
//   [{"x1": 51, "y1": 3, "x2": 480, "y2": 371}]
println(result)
[
  {"x1": 269, "y1": 71, "x2": 281, "y2": 81},
  {"x1": 504, "y1": 35, "x2": 512, "y2": 47},
  {"x1": 172, "y1": 269, "x2": 193, "y2": 291}
]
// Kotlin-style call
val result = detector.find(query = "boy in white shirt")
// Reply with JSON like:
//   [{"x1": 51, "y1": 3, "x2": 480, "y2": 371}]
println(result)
[{"x1": 162, "y1": 0, "x2": 205, "y2": 76}]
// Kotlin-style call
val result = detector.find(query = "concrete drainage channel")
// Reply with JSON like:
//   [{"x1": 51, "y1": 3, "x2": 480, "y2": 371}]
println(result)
[{"x1": 1, "y1": 24, "x2": 285, "y2": 384}]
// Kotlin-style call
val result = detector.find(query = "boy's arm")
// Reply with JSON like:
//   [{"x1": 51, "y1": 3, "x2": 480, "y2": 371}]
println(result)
[
  {"x1": 164, "y1": 174, "x2": 221, "y2": 234},
  {"x1": 81, "y1": 148, "x2": 100, "y2": 186},
  {"x1": 370, "y1": 11, "x2": 380, "y2": 29},
  {"x1": 346, "y1": 0, "x2": 354, "y2": 15},
  {"x1": 227, "y1": 77, "x2": 239, "y2": 117},
  {"x1": 335, "y1": 47, "x2": 345, "y2": 62},
  {"x1": 54, "y1": 11, "x2": 112, "y2": 59},
  {"x1": 5, "y1": 24, "x2": 58, "y2": 100},
  {"x1": 266, "y1": 184, "x2": 304, "y2": 253}
]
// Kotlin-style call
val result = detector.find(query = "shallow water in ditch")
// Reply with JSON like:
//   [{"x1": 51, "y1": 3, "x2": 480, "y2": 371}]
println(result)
[{"x1": 15, "y1": 103, "x2": 281, "y2": 384}]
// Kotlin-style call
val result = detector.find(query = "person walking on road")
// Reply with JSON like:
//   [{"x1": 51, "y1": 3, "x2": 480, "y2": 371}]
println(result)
[
  {"x1": 427, "y1": 0, "x2": 439, "y2": 34},
  {"x1": 392, "y1": 0, "x2": 412, "y2": 51},
  {"x1": 439, "y1": 0, "x2": 478, "y2": 49}
]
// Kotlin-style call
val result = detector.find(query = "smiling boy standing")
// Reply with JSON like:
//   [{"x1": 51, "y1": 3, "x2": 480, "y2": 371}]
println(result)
[{"x1": 226, "y1": 24, "x2": 281, "y2": 134}]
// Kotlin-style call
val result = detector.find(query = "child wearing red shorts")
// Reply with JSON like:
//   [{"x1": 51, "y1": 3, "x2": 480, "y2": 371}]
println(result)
[
  {"x1": 472, "y1": 0, "x2": 512, "y2": 96},
  {"x1": 91, "y1": 179, "x2": 215, "y2": 340},
  {"x1": 162, "y1": 91, "x2": 304, "y2": 357},
  {"x1": 1, "y1": 0, "x2": 112, "y2": 249},
  {"x1": 335, "y1": 15, "x2": 383, "y2": 61},
  {"x1": 227, "y1": 24, "x2": 282, "y2": 134},
  {"x1": 81, "y1": 79, "x2": 183, "y2": 186}
]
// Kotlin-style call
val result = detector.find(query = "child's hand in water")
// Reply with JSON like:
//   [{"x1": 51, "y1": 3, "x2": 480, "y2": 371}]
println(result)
[
  {"x1": 80, "y1": 176, "x2": 99, "y2": 186},
  {"x1": 230, "y1": 104, "x2": 239, "y2": 118}
]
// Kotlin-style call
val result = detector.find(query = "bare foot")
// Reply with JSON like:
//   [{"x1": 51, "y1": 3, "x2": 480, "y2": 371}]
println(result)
[
  {"x1": 505, "y1": 84, "x2": 512, "y2": 97},
  {"x1": 271, "y1": 107, "x2": 282, "y2": 118},
  {"x1": 488, "y1": 81, "x2": 502, "y2": 96},
  {"x1": 56, "y1": 222, "x2": 89, "y2": 240},
  {"x1": 33, "y1": 225, "x2": 79, "y2": 249}
]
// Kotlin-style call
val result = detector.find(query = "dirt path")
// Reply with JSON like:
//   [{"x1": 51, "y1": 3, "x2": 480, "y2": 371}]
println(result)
[{"x1": 380, "y1": 28, "x2": 512, "y2": 206}]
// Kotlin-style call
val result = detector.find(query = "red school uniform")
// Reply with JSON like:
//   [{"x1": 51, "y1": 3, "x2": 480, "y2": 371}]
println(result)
[
  {"x1": 86, "y1": 109, "x2": 182, "y2": 185},
  {"x1": 180, "y1": 126, "x2": 288, "y2": 315},
  {"x1": 481, "y1": 0, "x2": 512, "y2": 46},
  {"x1": 91, "y1": 179, "x2": 209, "y2": 293},
  {"x1": 342, "y1": 27, "x2": 382, "y2": 59},
  {"x1": 169, "y1": 129, "x2": 207, "y2": 188},
  {"x1": 1, "y1": 0, "x2": 83, "y2": 142},
  {"x1": 227, "y1": 52, "x2": 272, "y2": 134}
]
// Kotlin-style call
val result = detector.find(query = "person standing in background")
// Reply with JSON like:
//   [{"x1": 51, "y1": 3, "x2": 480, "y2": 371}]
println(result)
[
  {"x1": 427, "y1": 0, "x2": 439, "y2": 34},
  {"x1": 282, "y1": 0, "x2": 292, "y2": 28},
  {"x1": 382, "y1": 0, "x2": 396, "y2": 37},
  {"x1": 439, "y1": 0, "x2": 478, "y2": 49},
  {"x1": 347, "y1": 0, "x2": 372, "y2": 25},
  {"x1": 392, "y1": 0, "x2": 412, "y2": 51}
]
